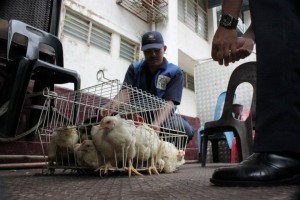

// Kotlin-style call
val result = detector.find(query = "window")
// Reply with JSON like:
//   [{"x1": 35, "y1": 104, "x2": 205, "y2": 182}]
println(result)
[
  {"x1": 178, "y1": 0, "x2": 208, "y2": 40},
  {"x1": 183, "y1": 70, "x2": 195, "y2": 91},
  {"x1": 120, "y1": 38, "x2": 139, "y2": 62},
  {"x1": 63, "y1": 12, "x2": 89, "y2": 43},
  {"x1": 90, "y1": 25, "x2": 111, "y2": 53},
  {"x1": 63, "y1": 10, "x2": 111, "y2": 53}
]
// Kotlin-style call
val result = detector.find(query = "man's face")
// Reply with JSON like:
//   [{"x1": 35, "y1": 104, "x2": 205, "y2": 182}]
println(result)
[{"x1": 143, "y1": 46, "x2": 166, "y2": 69}]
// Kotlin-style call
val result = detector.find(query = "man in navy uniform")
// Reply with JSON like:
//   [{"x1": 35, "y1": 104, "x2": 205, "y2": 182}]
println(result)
[{"x1": 123, "y1": 31, "x2": 194, "y2": 142}]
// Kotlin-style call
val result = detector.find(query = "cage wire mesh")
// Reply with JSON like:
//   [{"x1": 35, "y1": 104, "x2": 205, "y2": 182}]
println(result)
[{"x1": 36, "y1": 78, "x2": 188, "y2": 175}]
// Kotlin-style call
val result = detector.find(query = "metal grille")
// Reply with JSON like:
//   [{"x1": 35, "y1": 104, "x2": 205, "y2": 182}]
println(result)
[
  {"x1": 36, "y1": 78, "x2": 188, "y2": 176},
  {"x1": 0, "y1": 0, "x2": 61, "y2": 35},
  {"x1": 178, "y1": 0, "x2": 208, "y2": 40},
  {"x1": 116, "y1": 0, "x2": 168, "y2": 23}
]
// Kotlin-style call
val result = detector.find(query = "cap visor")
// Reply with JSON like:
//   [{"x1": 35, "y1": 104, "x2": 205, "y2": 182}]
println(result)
[{"x1": 141, "y1": 43, "x2": 164, "y2": 51}]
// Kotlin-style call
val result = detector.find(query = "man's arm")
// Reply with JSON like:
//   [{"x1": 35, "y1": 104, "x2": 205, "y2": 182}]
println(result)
[
  {"x1": 211, "y1": 0, "x2": 243, "y2": 66},
  {"x1": 100, "y1": 88, "x2": 131, "y2": 116},
  {"x1": 151, "y1": 100, "x2": 175, "y2": 132},
  {"x1": 100, "y1": 65, "x2": 134, "y2": 116}
]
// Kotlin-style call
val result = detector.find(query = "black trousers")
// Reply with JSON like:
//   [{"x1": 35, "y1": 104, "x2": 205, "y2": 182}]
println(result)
[{"x1": 250, "y1": 0, "x2": 300, "y2": 153}]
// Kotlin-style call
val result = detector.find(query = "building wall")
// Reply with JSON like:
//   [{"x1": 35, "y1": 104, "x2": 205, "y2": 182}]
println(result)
[
  {"x1": 177, "y1": 21, "x2": 211, "y2": 62},
  {"x1": 58, "y1": 0, "x2": 204, "y2": 117},
  {"x1": 59, "y1": 0, "x2": 149, "y2": 86}
]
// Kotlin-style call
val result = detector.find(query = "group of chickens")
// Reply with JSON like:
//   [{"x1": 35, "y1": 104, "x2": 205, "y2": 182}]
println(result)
[{"x1": 47, "y1": 115, "x2": 186, "y2": 176}]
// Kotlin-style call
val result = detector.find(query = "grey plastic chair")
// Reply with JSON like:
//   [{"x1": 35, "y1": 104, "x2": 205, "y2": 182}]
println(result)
[
  {"x1": 201, "y1": 61, "x2": 256, "y2": 167},
  {"x1": 197, "y1": 91, "x2": 236, "y2": 163}
]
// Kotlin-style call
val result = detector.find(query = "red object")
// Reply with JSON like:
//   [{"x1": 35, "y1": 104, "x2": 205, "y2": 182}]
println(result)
[
  {"x1": 231, "y1": 137, "x2": 237, "y2": 163},
  {"x1": 230, "y1": 109, "x2": 251, "y2": 163},
  {"x1": 241, "y1": 110, "x2": 250, "y2": 121}
]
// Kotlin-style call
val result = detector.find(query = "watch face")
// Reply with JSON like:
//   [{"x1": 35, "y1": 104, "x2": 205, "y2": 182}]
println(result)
[
  {"x1": 220, "y1": 14, "x2": 238, "y2": 29},
  {"x1": 223, "y1": 15, "x2": 232, "y2": 26}
]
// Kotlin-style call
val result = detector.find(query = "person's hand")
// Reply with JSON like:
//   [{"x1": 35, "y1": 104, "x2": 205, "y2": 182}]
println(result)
[
  {"x1": 211, "y1": 27, "x2": 238, "y2": 66},
  {"x1": 99, "y1": 108, "x2": 113, "y2": 117},
  {"x1": 235, "y1": 37, "x2": 255, "y2": 61},
  {"x1": 99, "y1": 103, "x2": 118, "y2": 117}
]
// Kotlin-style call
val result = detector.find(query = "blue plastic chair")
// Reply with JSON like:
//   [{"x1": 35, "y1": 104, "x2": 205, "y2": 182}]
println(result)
[{"x1": 197, "y1": 91, "x2": 234, "y2": 162}]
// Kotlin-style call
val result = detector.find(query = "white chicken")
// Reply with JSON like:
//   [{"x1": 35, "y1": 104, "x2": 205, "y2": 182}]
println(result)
[
  {"x1": 157, "y1": 140, "x2": 186, "y2": 173},
  {"x1": 48, "y1": 126, "x2": 79, "y2": 164},
  {"x1": 74, "y1": 143, "x2": 84, "y2": 166},
  {"x1": 91, "y1": 124, "x2": 115, "y2": 174},
  {"x1": 99, "y1": 115, "x2": 142, "y2": 176},
  {"x1": 74, "y1": 140, "x2": 100, "y2": 169},
  {"x1": 78, "y1": 115, "x2": 104, "y2": 141},
  {"x1": 135, "y1": 123, "x2": 161, "y2": 175}
]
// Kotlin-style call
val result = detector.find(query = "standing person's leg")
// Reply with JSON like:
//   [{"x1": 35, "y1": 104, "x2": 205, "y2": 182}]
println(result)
[
  {"x1": 210, "y1": 0, "x2": 300, "y2": 186},
  {"x1": 253, "y1": 0, "x2": 300, "y2": 154}
]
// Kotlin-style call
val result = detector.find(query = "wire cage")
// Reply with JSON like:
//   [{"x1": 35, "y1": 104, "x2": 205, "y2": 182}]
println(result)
[{"x1": 36, "y1": 78, "x2": 188, "y2": 176}]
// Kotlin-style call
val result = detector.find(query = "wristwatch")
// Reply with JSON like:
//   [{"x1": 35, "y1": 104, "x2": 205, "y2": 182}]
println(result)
[{"x1": 219, "y1": 14, "x2": 239, "y2": 29}]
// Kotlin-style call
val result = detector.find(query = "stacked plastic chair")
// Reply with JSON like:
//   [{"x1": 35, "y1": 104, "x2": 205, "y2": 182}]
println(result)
[
  {"x1": 197, "y1": 91, "x2": 235, "y2": 163},
  {"x1": 201, "y1": 62, "x2": 256, "y2": 167},
  {"x1": 0, "y1": 19, "x2": 80, "y2": 139}
]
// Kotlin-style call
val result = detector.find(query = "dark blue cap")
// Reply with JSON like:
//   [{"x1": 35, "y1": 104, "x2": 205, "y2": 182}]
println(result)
[{"x1": 141, "y1": 31, "x2": 164, "y2": 51}]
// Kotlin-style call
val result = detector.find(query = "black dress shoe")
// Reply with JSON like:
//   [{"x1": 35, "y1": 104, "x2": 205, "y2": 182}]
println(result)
[{"x1": 210, "y1": 153, "x2": 300, "y2": 186}]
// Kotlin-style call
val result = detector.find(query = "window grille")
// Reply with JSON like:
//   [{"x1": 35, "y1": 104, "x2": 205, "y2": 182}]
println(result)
[
  {"x1": 116, "y1": 0, "x2": 168, "y2": 23},
  {"x1": 90, "y1": 25, "x2": 111, "y2": 53},
  {"x1": 120, "y1": 38, "x2": 139, "y2": 62},
  {"x1": 63, "y1": 9, "x2": 112, "y2": 52},
  {"x1": 63, "y1": 11, "x2": 89, "y2": 43},
  {"x1": 178, "y1": 0, "x2": 208, "y2": 40},
  {"x1": 183, "y1": 70, "x2": 195, "y2": 91}
]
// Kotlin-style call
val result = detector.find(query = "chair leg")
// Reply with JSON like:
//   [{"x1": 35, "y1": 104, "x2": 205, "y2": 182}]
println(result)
[
  {"x1": 201, "y1": 133, "x2": 208, "y2": 167},
  {"x1": 211, "y1": 140, "x2": 219, "y2": 163},
  {"x1": 0, "y1": 58, "x2": 32, "y2": 138},
  {"x1": 197, "y1": 130, "x2": 202, "y2": 162}
]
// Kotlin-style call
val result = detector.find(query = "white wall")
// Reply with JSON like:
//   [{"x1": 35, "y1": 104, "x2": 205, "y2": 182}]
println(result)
[
  {"x1": 60, "y1": 0, "x2": 150, "y2": 88},
  {"x1": 58, "y1": 0, "x2": 209, "y2": 117},
  {"x1": 177, "y1": 22, "x2": 211, "y2": 62}
]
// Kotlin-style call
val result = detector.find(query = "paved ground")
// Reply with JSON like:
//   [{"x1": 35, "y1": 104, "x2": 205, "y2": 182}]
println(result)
[{"x1": 0, "y1": 163, "x2": 300, "y2": 200}]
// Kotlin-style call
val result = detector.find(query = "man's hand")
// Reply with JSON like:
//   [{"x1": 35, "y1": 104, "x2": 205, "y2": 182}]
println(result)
[
  {"x1": 212, "y1": 24, "x2": 255, "y2": 66},
  {"x1": 211, "y1": 27, "x2": 238, "y2": 66},
  {"x1": 99, "y1": 102, "x2": 118, "y2": 117},
  {"x1": 235, "y1": 37, "x2": 255, "y2": 61}
]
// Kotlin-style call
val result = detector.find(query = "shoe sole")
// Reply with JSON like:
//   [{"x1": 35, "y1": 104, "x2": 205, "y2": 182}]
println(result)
[{"x1": 210, "y1": 174, "x2": 300, "y2": 187}]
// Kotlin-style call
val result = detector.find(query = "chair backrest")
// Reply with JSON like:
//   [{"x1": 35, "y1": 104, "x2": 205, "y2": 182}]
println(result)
[
  {"x1": 7, "y1": 19, "x2": 63, "y2": 66},
  {"x1": 214, "y1": 91, "x2": 237, "y2": 120},
  {"x1": 220, "y1": 61, "x2": 256, "y2": 123}
]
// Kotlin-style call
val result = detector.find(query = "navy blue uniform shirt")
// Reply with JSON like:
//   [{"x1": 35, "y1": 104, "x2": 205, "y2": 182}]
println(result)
[{"x1": 123, "y1": 58, "x2": 184, "y2": 105}]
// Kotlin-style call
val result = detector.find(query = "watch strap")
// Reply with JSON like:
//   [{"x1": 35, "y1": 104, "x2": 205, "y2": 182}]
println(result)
[{"x1": 219, "y1": 14, "x2": 239, "y2": 29}]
